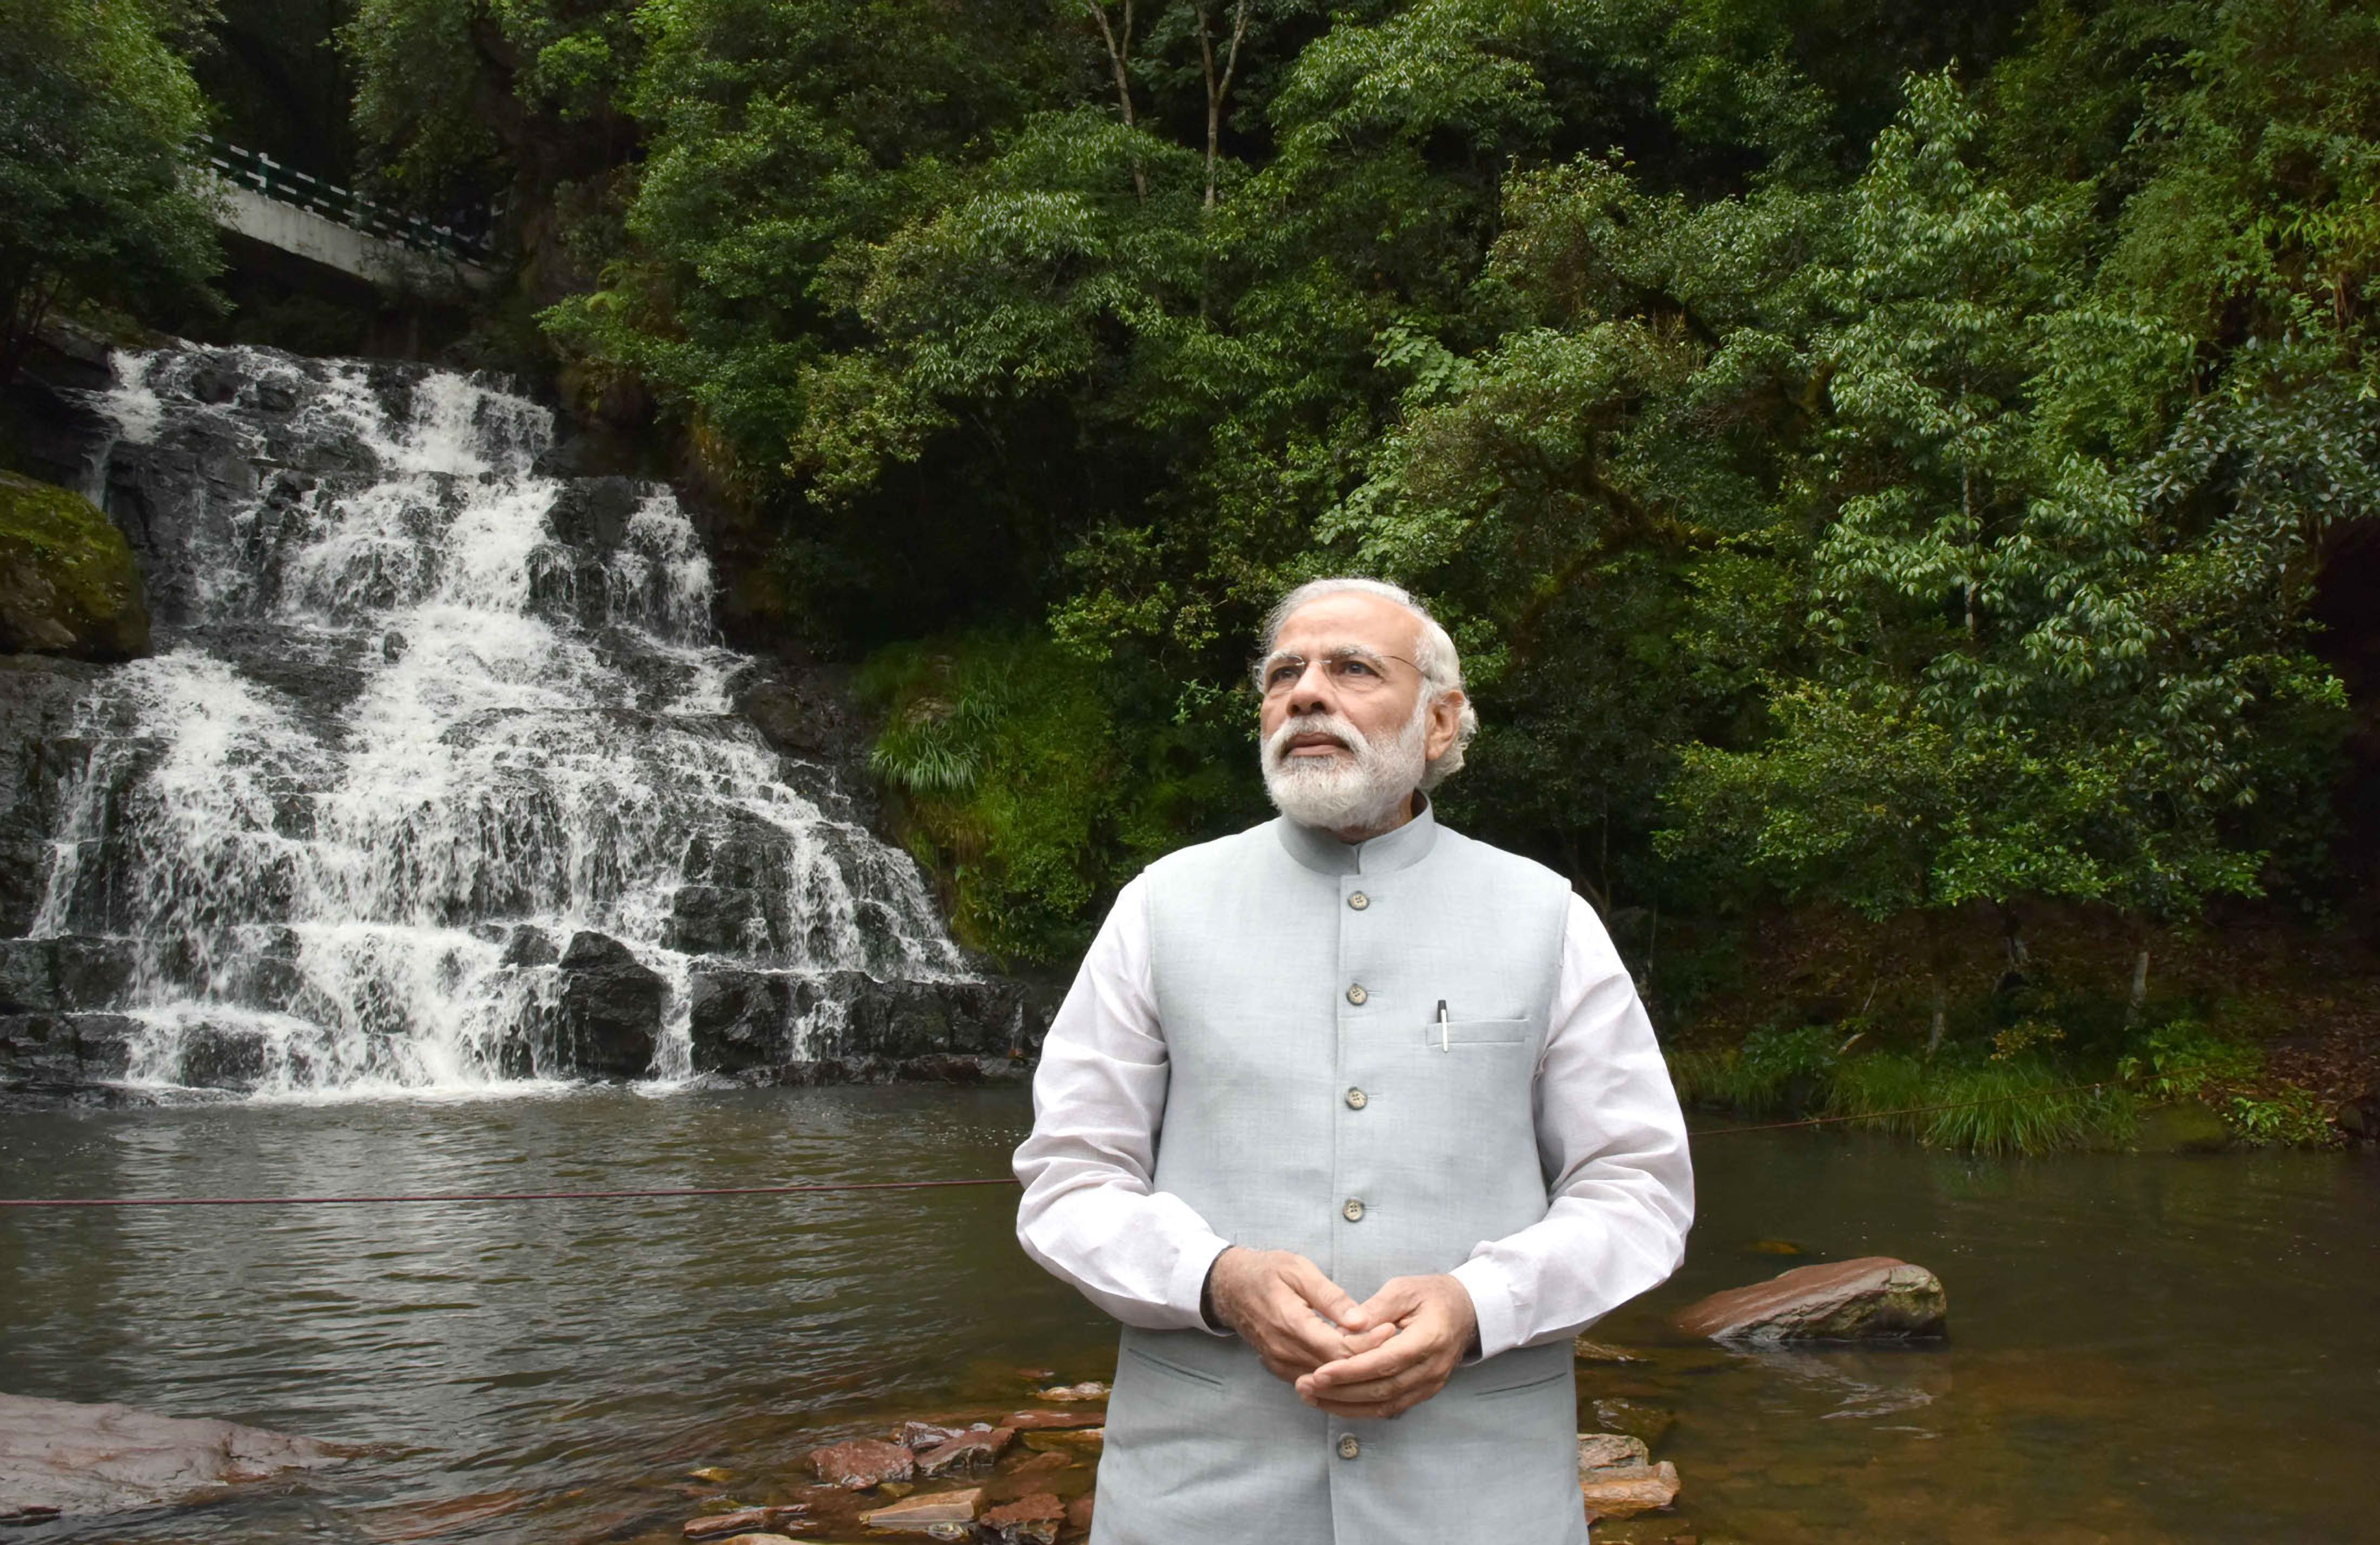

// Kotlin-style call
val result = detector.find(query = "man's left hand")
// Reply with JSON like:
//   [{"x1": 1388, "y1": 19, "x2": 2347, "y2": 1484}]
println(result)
[{"x1": 1292, "y1": 1274, "x2": 1477, "y2": 1419}]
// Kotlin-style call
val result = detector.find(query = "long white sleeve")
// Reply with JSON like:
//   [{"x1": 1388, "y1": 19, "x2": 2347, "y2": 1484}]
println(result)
[
  {"x1": 1447, "y1": 894, "x2": 1695, "y2": 1358},
  {"x1": 1013, "y1": 875, "x2": 1232, "y2": 1330}
]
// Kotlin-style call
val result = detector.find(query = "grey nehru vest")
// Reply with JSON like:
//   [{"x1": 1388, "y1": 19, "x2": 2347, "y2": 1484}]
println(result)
[{"x1": 1092, "y1": 803, "x2": 1590, "y2": 1545}]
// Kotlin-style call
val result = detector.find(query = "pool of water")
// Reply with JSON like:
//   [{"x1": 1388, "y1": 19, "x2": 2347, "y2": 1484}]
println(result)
[{"x1": 2, "y1": 1087, "x2": 2374, "y2": 1542}]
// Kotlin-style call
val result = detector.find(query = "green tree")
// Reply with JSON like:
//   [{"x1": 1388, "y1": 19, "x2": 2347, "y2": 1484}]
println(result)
[
  {"x1": 0, "y1": 0, "x2": 220, "y2": 380},
  {"x1": 1663, "y1": 74, "x2": 2361, "y2": 1045}
]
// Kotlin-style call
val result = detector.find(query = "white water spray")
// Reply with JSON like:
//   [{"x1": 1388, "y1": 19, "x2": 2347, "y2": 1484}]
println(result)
[{"x1": 32, "y1": 347, "x2": 969, "y2": 1097}]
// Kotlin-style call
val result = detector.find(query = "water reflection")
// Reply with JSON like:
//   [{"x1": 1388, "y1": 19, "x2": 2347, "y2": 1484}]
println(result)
[{"x1": 1, "y1": 1091, "x2": 2374, "y2": 1543}]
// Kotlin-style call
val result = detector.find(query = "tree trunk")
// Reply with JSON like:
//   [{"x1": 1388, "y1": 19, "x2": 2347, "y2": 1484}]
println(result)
[
  {"x1": 2125, "y1": 947, "x2": 2151, "y2": 1029},
  {"x1": 1197, "y1": 0, "x2": 1250, "y2": 209},
  {"x1": 1085, "y1": 0, "x2": 1147, "y2": 201}
]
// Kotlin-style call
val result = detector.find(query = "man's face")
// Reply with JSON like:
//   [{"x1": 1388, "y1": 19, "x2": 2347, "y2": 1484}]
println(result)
[
  {"x1": 1256, "y1": 593, "x2": 1466, "y2": 821},
  {"x1": 1260, "y1": 592, "x2": 1432, "y2": 762}
]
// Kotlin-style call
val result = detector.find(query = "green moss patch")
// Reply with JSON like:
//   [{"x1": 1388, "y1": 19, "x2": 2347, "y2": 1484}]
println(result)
[{"x1": 0, "y1": 471, "x2": 148, "y2": 661}]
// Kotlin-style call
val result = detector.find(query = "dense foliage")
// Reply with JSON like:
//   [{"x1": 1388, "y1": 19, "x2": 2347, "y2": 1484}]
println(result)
[
  {"x1": 0, "y1": 0, "x2": 221, "y2": 380},
  {"x1": 323, "y1": 1, "x2": 2375, "y2": 1088}
]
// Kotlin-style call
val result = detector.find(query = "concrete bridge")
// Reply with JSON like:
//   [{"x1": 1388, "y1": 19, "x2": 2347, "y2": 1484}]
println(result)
[{"x1": 196, "y1": 141, "x2": 498, "y2": 301}]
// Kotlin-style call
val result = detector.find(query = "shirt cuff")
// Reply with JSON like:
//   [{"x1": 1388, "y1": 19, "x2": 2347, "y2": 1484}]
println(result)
[
  {"x1": 1168, "y1": 1233, "x2": 1235, "y2": 1337},
  {"x1": 1450, "y1": 1256, "x2": 1521, "y2": 1361}
]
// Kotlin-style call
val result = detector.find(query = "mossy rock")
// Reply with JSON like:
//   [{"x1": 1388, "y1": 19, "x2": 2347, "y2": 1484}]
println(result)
[
  {"x1": 2136, "y1": 1101, "x2": 2232, "y2": 1154},
  {"x1": 0, "y1": 472, "x2": 147, "y2": 661}
]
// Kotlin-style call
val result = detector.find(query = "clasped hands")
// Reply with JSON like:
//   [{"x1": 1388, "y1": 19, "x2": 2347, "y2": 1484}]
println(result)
[{"x1": 1204, "y1": 1246, "x2": 1476, "y2": 1420}]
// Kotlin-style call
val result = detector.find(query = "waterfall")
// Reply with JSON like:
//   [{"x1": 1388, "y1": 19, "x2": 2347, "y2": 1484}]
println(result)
[{"x1": 21, "y1": 344, "x2": 995, "y2": 1098}]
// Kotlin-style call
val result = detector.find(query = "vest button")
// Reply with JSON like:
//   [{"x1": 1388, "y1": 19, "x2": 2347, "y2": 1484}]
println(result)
[
  {"x1": 1342, "y1": 1197, "x2": 1365, "y2": 1222},
  {"x1": 1338, "y1": 1434, "x2": 1361, "y2": 1460},
  {"x1": 1345, "y1": 983, "x2": 1367, "y2": 1006},
  {"x1": 1345, "y1": 1087, "x2": 1367, "y2": 1110},
  {"x1": 1348, "y1": 891, "x2": 1370, "y2": 910}
]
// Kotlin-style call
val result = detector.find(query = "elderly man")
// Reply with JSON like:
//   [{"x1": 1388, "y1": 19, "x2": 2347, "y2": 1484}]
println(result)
[{"x1": 1013, "y1": 577, "x2": 1693, "y2": 1543}]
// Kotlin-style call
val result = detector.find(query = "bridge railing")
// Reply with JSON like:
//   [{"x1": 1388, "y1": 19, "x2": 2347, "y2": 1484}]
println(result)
[{"x1": 196, "y1": 140, "x2": 498, "y2": 267}]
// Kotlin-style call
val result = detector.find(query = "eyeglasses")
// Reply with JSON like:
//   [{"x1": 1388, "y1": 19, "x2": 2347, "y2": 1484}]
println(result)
[{"x1": 1253, "y1": 648, "x2": 1420, "y2": 698}]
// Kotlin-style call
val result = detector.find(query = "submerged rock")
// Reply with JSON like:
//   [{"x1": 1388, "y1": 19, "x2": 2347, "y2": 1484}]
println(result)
[
  {"x1": 2136, "y1": 1101, "x2": 2232, "y2": 1154},
  {"x1": 0, "y1": 1392, "x2": 349, "y2": 1520},
  {"x1": 1033, "y1": 1382, "x2": 1107, "y2": 1403},
  {"x1": 1671, "y1": 1256, "x2": 1946, "y2": 1343},
  {"x1": 806, "y1": 1437, "x2": 915, "y2": 1490}
]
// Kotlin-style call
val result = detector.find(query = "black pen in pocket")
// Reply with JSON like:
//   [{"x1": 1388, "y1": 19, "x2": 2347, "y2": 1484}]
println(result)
[{"x1": 1436, "y1": 998, "x2": 1450, "y2": 1052}]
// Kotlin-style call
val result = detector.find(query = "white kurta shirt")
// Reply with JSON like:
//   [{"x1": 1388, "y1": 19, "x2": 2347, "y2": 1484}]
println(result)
[{"x1": 1015, "y1": 868, "x2": 1695, "y2": 1359}]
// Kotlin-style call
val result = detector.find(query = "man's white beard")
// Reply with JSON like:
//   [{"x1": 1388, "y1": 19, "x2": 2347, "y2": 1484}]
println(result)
[{"x1": 1262, "y1": 701, "x2": 1429, "y2": 834}]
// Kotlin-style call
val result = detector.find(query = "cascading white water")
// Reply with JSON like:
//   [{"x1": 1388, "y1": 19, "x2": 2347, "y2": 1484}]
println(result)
[{"x1": 30, "y1": 346, "x2": 970, "y2": 1097}]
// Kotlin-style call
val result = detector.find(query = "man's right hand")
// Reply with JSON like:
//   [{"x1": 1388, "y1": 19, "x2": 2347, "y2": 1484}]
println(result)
[{"x1": 1205, "y1": 1246, "x2": 1395, "y2": 1382}]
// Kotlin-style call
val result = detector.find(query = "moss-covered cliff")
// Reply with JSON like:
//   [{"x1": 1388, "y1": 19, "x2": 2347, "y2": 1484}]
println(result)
[{"x1": 0, "y1": 472, "x2": 148, "y2": 661}]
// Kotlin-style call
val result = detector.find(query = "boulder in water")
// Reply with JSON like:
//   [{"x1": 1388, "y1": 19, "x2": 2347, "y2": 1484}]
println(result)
[
  {"x1": 1670, "y1": 1256, "x2": 1946, "y2": 1343},
  {"x1": 0, "y1": 472, "x2": 148, "y2": 662},
  {"x1": 550, "y1": 932, "x2": 662, "y2": 1079},
  {"x1": 0, "y1": 1392, "x2": 351, "y2": 1521},
  {"x1": 500, "y1": 926, "x2": 558, "y2": 968}
]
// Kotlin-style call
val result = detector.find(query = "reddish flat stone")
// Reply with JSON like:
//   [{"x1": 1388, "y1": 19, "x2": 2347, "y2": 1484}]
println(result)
[
  {"x1": 684, "y1": 1506, "x2": 810, "y2": 1539},
  {"x1": 1033, "y1": 1382, "x2": 1108, "y2": 1403},
  {"x1": 1579, "y1": 1460, "x2": 1681, "y2": 1520},
  {"x1": 983, "y1": 1491, "x2": 1065, "y2": 1544},
  {"x1": 915, "y1": 1426, "x2": 1013, "y2": 1476},
  {"x1": 1669, "y1": 1257, "x2": 1946, "y2": 1343},
  {"x1": 804, "y1": 1437, "x2": 915, "y2": 1490},
  {"x1": 860, "y1": 1487, "x2": 981, "y2": 1530},
  {"x1": 1002, "y1": 1410, "x2": 1102, "y2": 1431},
  {"x1": 1065, "y1": 1493, "x2": 1095, "y2": 1535}
]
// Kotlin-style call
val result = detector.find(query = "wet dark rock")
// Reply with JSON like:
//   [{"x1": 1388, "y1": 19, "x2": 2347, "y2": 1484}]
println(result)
[
  {"x1": 549, "y1": 932, "x2": 662, "y2": 1079},
  {"x1": 687, "y1": 967, "x2": 1034, "y2": 1079},
  {"x1": 1588, "y1": 1397, "x2": 1675, "y2": 1450},
  {"x1": 1671, "y1": 1257, "x2": 1946, "y2": 1344},
  {"x1": 0, "y1": 1012, "x2": 135, "y2": 1094},
  {"x1": 0, "y1": 654, "x2": 104, "y2": 935},
  {"x1": 805, "y1": 1438, "x2": 915, "y2": 1491},
  {"x1": 500, "y1": 926, "x2": 558, "y2": 968},
  {"x1": 0, "y1": 939, "x2": 55, "y2": 1012},
  {"x1": 0, "y1": 1392, "x2": 351, "y2": 1519}
]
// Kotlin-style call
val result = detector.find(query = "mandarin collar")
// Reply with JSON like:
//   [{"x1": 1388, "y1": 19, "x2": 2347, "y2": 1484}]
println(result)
[{"x1": 1273, "y1": 793, "x2": 1440, "y2": 877}]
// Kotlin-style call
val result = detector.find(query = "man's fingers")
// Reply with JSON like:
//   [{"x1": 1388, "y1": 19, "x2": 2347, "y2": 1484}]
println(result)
[
  {"x1": 1303, "y1": 1328, "x2": 1430, "y2": 1390},
  {"x1": 1354, "y1": 1276, "x2": 1426, "y2": 1326},
  {"x1": 1283, "y1": 1258, "x2": 1369, "y2": 1331}
]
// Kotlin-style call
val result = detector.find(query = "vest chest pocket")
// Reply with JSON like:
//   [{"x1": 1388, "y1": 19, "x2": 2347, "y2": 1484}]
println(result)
[{"x1": 1423, "y1": 1016, "x2": 1532, "y2": 1048}]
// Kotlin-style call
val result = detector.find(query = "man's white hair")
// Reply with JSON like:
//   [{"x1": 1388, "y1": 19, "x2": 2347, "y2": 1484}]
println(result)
[{"x1": 1260, "y1": 576, "x2": 1479, "y2": 790}]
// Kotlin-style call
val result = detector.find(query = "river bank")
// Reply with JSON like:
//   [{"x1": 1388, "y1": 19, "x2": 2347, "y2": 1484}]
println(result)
[{"x1": 2, "y1": 1085, "x2": 2374, "y2": 1543}]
